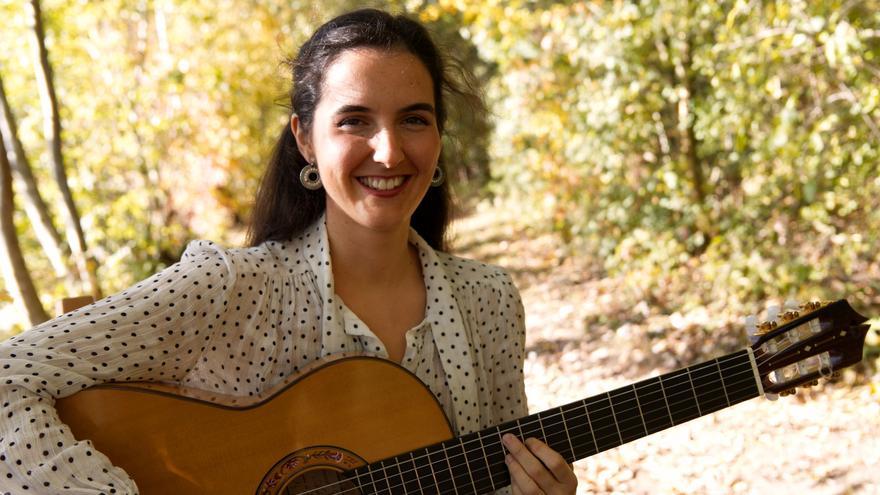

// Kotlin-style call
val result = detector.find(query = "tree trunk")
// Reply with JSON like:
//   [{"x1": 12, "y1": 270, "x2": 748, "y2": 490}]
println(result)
[
  {"x1": 28, "y1": 0, "x2": 101, "y2": 298},
  {"x1": 0, "y1": 69, "x2": 69, "y2": 278},
  {"x1": 673, "y1": 34, "x2": 705, "y2": 207},
  {"x1": 0, "y1": 131, "x2": 49, "y2": 326}
]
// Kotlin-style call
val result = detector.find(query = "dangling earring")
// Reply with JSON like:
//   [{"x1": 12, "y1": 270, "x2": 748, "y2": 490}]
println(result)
[
  {"x1": 299, "y1": 162, "x2": 322, "y2": 190},
  {"x1": 431, "y1": 166, "x2": 444, "y2": 187}
]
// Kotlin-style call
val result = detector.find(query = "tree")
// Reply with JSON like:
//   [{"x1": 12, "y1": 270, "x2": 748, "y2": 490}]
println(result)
[
  {"x1": 0, "y1": 132, "x2": 48, "y2": 326},
  {"x1": 27, "y1": 0, "x2": 100, "y2": 298},
  {"x1": 0, "y1": 69, "x2": 68, "y2": 279}
]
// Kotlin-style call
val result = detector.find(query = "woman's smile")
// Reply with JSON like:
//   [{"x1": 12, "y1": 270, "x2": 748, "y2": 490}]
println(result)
[{"x1": 356, "y1": 175, "x2": 410, "y2": 194}]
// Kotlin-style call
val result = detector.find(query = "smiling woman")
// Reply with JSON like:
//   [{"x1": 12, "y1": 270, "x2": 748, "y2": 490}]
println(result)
[{"x1": 0, "y1": 8, "x2": 577, "y2": 495}]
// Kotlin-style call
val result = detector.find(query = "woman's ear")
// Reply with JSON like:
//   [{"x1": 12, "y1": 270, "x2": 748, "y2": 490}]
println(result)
[{"x1": 290, "y1": 114, "x2": 313, "y2": 162}]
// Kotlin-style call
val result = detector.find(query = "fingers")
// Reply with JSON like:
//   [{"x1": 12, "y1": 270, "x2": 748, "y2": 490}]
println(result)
[
  {"x1": 506, "y1": 451, "x2": 543, "y2": 495},
  {"x1": 503, "y1": 434, "x2": 578, "y2": 494}
]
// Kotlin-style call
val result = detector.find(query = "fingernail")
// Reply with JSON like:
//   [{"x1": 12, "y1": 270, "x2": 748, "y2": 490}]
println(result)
[{"x1": 502, "y1": 433, "x2": 514, "y2": 446}]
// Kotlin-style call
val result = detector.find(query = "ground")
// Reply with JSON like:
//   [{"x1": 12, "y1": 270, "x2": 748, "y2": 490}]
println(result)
[{"x1": 451, "y1": 203, "x2": 880, "y2": 495}]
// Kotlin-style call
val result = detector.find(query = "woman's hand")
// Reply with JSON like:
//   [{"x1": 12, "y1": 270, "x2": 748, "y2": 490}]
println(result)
[{"x1": 502, "y1": 433, "x2": 578, "y2": 494}]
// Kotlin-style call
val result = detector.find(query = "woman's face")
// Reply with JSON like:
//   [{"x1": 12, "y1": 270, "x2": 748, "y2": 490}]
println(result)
[{"x1": 292, "y1": 48, "x2": 442, "y2": 237}]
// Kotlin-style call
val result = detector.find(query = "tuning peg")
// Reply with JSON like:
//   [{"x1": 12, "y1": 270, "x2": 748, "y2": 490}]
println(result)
[
  {"x1": 779, "y1": 310, "x2": 801, "y2": 324},
  {"x1": 799, "y1": 301, "x2": 822, "y2": 313},
  {"x1": 754, "y1": 320, "x2": 778, "y2": 336}
]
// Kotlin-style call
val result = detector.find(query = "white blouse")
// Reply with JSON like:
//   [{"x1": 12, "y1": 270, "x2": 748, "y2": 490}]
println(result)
[{"x1": 0, "y1": 217, "x2": 527, "y2": 494}]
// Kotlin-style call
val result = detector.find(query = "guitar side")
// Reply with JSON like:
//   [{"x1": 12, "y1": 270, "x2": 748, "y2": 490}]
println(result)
[{"x1": 55, "y1": 356, "x2": 453, "y2": 494}]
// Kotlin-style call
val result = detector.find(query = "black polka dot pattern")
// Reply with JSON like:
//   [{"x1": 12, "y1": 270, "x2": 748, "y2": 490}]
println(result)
[{"x1": 0, "y1": 218, "x2": 527, "y2": 493}]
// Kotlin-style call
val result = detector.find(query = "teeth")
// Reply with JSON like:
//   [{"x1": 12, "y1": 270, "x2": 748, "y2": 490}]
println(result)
[{"x1": 359, "y1": 176, "x2": 406, "y2": 190}]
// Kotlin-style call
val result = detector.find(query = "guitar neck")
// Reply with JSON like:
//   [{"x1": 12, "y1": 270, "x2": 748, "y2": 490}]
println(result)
[{"x1": 352, "y1": 349, "x2": 761, "y2": 495}]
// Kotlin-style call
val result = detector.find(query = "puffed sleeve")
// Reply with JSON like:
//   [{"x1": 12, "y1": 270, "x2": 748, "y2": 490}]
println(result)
[{"x1": 0, "y1": 240, "x2": 235, "y2": 494}]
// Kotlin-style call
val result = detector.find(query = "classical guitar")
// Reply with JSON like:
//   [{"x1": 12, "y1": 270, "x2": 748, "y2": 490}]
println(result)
[{"x1": 55, "y1": 300, "x2": 870, "y2": 495}]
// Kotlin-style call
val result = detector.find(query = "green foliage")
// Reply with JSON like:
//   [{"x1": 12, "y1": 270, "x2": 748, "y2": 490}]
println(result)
[{"x1": 448, "y1": 0, "x2": 880, "y2": 312}]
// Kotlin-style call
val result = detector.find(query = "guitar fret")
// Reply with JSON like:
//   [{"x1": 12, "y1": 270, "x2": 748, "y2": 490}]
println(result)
[
  {"x1": 460, "y1": 433, "x2": 492, "y2": 494},
  {"x1": 537, "y1": 414, "x2": 547, "y2": 442},
  {"x1": 459, "y1": 436, "x2": 476, "y2": 494},
  {"x1": 632, "y1": 384, "x2": 649, "y2": 437},
  {"x1": 715, "y1": 358, "x2": 731, "y2": 407},
  {"x1": 477, "y1": 432, "x2": 496, "y2": 493},
  {"x1": 685, "y1": 367, "x2": 703, "y2": 416},
  {"x1": 491, "y1": 426, "x2": 512, "y2": 489},
  {"x1": 379, "y1": 459, "x2": 392, "y2": 495},
  {"x1": 607, "y1": 391, "x2": 625, "y2": 445},
  {"x1": 428, "y1": 446, "x2": 455, "y2": 495},
  {"x1": 367, "y1": 463, "x2": 382, "y2": 495},
  {"x1": 538, "y1": 409, "x2": 574, "y2": 464},
  {"x1": 353, "y1": 469, "x2": 369, "y2": 495},
  {"x1": 611, "y1": 386, "x2": 647, "y2": 443},
  {"x1": 583, "y1": 394, "x2": 619, "y2": 452},
  {"x1": 722, "y1": 351, "x2": 760, "y2": 404},
  {"x1": 636, "y1": 376, "x2": 673, "y2": 434},
  {"x1": 443, "y1": 443, "x2": 459, "y2": 495},
  {"x1": 424, "y1": 447, "x2": 440, "y2": 495},
  {"x1": 410, "y1": 452, "x2": 424, "y2": 494},
  {"x1": 560, "y1": 408, "x2": 577, "y2": 462},
  {"x1": 447, "y1": 438, "x2": 473, "y2": 495},
  {"x1": 662, "y1": 369, "x2": 700, "y2": 424},
  {"x1": 691, "y1": 360, "x2": 729, "y2": 414},
  {"x1": 559, "y1": 401, "x2": 594, "y2": 459},
  {"x1": 382, "y1": 457, "x2": 402, "y2": 495},
  {"x1": 581, "y1": 399, "x2": 600, "y2": 455},
  {"x1": 658, "y1": 375, "x2": 674, "y2": 426}
]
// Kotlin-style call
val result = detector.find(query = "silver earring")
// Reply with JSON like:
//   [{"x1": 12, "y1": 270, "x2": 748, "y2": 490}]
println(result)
[
  {"x1": 431, "y1": 166, "x2": 444, "y2": 187},
  {"x1": 299, "y1": 162, "x2": 322, "y2": 190}
]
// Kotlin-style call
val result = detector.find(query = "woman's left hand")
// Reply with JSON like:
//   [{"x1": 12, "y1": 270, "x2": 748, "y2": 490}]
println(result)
[{"x1": 502, "y1": 433, "x2": 578, "y2": 494}]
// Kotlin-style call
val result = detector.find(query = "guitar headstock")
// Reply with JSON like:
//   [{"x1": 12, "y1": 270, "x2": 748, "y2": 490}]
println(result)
[{"x1": 747, "y1": 299, "x2": 870, "y2": 398}]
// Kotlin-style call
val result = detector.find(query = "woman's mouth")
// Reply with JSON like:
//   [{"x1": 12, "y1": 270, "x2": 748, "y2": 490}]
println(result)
[{"x1": 357, "y1": 176, "x2": 407, "y2": 191}]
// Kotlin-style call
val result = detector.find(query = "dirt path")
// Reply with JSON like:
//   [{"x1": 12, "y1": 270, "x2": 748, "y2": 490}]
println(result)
[{"x1": 451, "y1": 204, "x2": 880, "y2": 495}]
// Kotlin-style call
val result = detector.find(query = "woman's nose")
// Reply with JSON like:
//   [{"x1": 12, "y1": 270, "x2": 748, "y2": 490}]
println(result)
[{"x1": 371, "y1": 128, "x2": 405, "y2": 167}]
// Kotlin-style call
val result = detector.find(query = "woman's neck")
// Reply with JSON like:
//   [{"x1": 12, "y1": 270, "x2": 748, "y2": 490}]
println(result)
[{"x1": 325, "y1": 212, "x2": 418, "y2": 289}]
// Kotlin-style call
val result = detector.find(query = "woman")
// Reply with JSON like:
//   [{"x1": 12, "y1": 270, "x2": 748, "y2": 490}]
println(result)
[{"x1": 0, "y1": 9, "x2": 577, "y2": 495}]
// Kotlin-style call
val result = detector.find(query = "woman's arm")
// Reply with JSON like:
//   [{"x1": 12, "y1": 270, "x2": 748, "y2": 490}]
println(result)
[{"x1": 0, "y1": 241, "x2": 234, "y2": 494}]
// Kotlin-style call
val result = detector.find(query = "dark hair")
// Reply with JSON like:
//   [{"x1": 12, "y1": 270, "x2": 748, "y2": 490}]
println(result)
[{"x1": 247, "y1": 8, "x2": 478, "y2": 250}]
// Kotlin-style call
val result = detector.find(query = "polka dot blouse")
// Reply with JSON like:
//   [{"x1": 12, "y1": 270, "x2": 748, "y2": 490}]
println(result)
[{"x1": 0, "y1": 217, "x2": 527, "y2": 494}]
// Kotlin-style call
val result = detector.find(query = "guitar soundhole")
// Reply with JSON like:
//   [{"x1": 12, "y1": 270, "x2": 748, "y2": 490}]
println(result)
[
  {"x1": 257, "y1": 446, "x2": 365, "y2": 495},
  {"x1": 280, "y1": 468, "x2": 360, "y2": 495}
]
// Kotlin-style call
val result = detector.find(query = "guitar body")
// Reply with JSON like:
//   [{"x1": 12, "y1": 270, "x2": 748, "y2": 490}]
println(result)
[{"x1": 55, "y1": 356, "x2": 453, "y2": 494}]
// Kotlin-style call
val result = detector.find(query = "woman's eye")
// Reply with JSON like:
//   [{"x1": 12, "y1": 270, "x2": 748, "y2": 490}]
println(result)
[
  {"x1": 403, "y1": 115, "x2": 430, "y2": 126},
  {"x1": 337, "y1": 117, "x2": 364, "y2": 127}
]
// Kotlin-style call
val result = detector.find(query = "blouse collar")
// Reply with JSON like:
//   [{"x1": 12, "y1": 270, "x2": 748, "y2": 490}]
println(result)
[{"x1": 302, "y1": 214, "x2": 481, "y2": 434}]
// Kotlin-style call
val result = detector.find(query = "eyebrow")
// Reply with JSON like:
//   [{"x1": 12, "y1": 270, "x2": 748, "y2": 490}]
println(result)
[{"x1": 333, "y1": 103, "x2": 436, "y2": 115}]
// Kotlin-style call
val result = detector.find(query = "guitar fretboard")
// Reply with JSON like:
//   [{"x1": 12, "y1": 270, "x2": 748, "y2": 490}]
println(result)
[{"x1": 349, "y1": 349, "x2": 759, "y2": 495}]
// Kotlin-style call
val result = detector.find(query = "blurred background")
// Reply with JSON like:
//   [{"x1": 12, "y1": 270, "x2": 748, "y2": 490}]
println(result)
[{"x1": 1, "y1": 1, "x2": 878, "y2": 493}]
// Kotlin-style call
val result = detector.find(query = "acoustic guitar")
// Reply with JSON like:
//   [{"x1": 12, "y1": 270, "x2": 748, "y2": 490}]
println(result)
[{"x1": 55, "y1": 300, "x2": 870, "y2": 494}]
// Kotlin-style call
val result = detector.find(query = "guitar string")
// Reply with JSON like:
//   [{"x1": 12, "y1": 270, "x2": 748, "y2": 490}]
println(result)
[
  {"x1": 355, "y1": 334, "x2": 816, "y2": 495},
  {"x1": 296, "y1": 350, "x2": 774, "y2": 495},
  {"x1": 312, "y1": 367, "x2": 761, "y2": 495},
  {"x1": 291, "y1": 348, "x2": 777, "y2": 495},
  {"x1": 361, "y1": 367, "x2": 763, "y2": 495}
]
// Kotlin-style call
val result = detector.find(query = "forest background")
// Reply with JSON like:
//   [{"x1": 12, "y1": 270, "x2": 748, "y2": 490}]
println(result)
[{"x1": 0, "y1": 0, "x2": 879, "y2": 490}]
